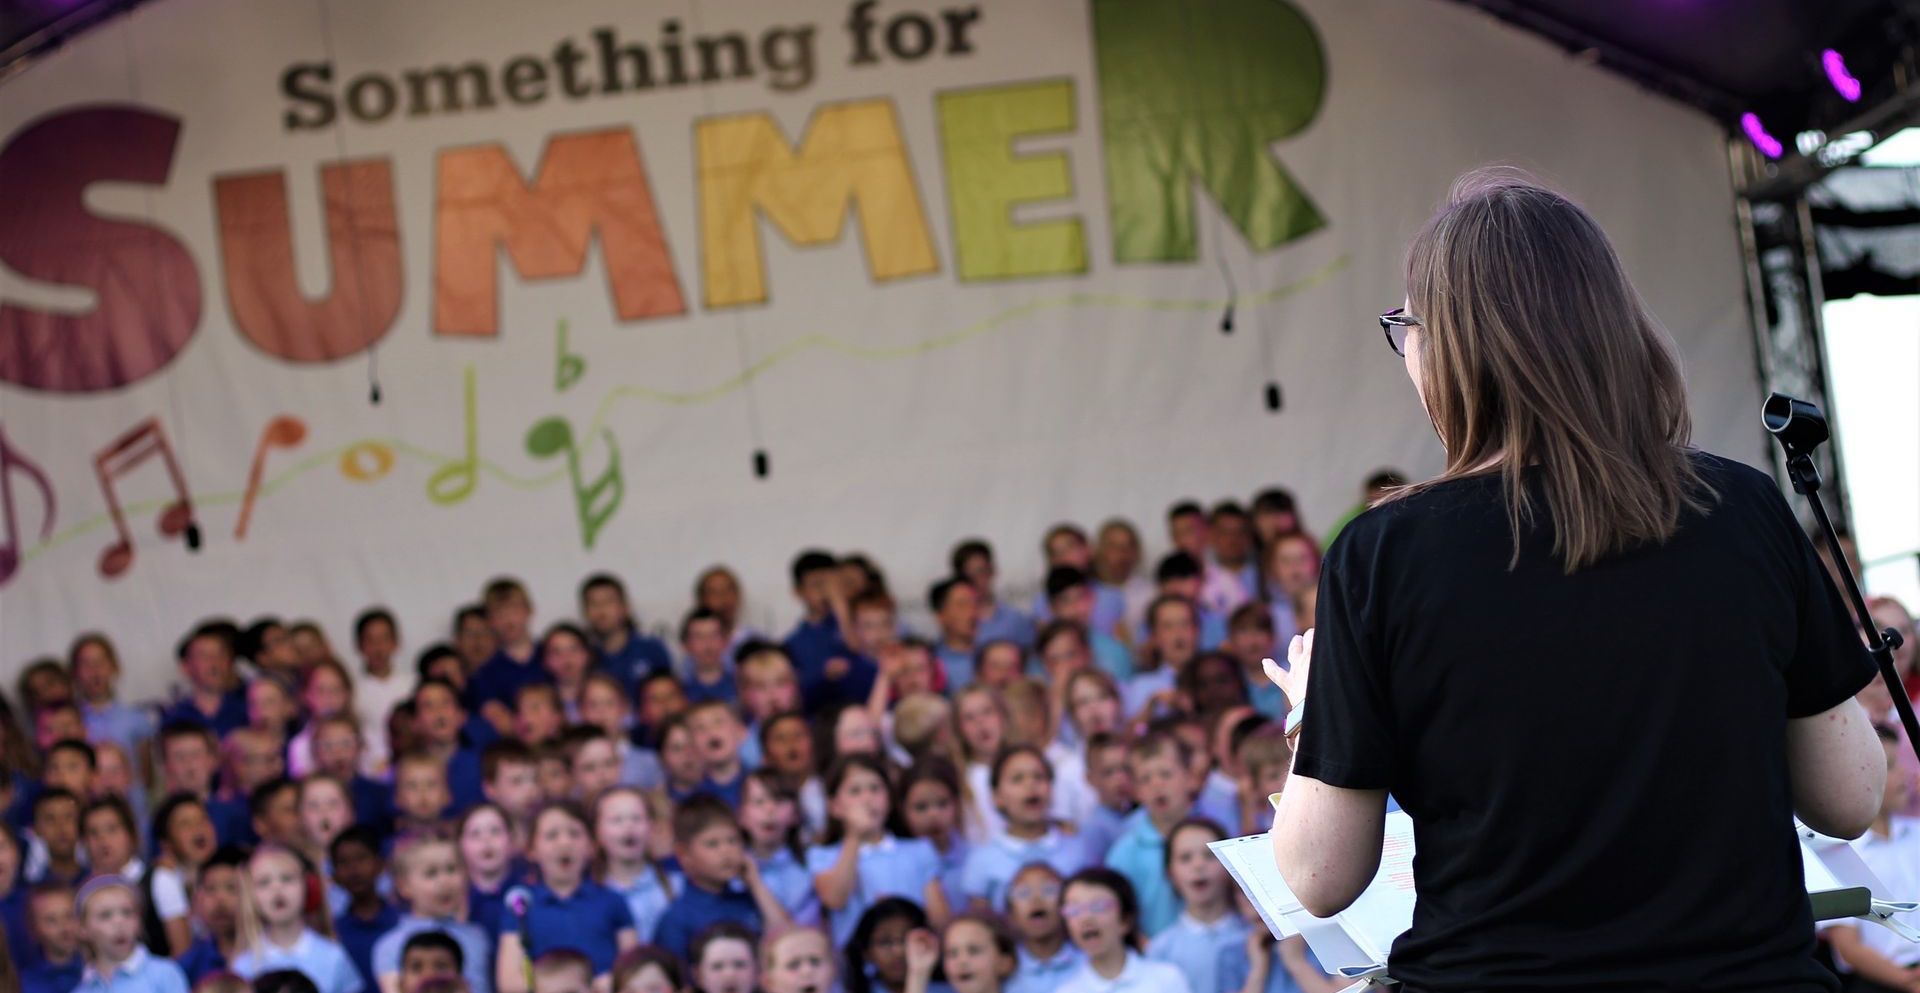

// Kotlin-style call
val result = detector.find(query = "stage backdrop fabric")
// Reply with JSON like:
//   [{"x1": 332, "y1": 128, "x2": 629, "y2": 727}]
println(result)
[{"x1": 0, "y1": 0, "x2": 1760, "y2": 697}]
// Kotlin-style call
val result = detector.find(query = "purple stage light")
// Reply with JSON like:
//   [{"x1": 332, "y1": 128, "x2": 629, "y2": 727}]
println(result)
[
  {"x1": 1742, "y1": 113, "x2": 1784, "y2": 159},
  {"x1": 1823, "y1": 49, "x2": 1862, "y2": 103}
]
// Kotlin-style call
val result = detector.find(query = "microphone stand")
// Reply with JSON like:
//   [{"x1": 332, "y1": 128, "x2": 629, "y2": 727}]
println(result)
[{"x1": 1765, "y1": 393, "x2": 1920, "y2": 766}]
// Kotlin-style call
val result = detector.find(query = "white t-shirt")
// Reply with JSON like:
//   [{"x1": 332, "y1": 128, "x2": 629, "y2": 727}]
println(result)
[
  {"x1": 1826, "y1": 816, "x2": 1920, "y2": 970},
  {"x1": 135, "y1": 860, "x2": 191, "y2": 921},
  {"x1": 1057, "y1": 952, "x2": 1194, "y2": 993},
  {"x1": 356, "y1": 668, "x2": 417, "y2": 769}
]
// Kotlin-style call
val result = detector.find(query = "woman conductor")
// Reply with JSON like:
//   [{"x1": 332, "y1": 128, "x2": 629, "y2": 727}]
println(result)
[{"x1": 1266, "y1": 169, "x2": 1885, "y2": 992}]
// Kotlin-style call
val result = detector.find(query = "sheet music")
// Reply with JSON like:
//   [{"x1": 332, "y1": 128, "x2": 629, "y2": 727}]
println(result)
[
  {"x1": 1208, "y1": 834, "x2": 1302, "y2": 938},
  {"x1": 1337, "y1": 811, "x2": 1418, "y2": 963}
]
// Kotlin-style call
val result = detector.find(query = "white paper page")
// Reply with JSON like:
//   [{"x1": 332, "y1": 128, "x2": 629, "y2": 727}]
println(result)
[
  {"x1": 1209, "y1": 835, "x2": 1302, "y2": 938},
  {"x1": 1333, "y1": 810, "x2": 1418, "y2": 963}
]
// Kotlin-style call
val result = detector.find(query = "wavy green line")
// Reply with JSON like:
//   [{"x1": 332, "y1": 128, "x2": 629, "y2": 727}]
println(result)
[{"x1": 18, "y1": 256, "x2": 1347, "y2": 565}]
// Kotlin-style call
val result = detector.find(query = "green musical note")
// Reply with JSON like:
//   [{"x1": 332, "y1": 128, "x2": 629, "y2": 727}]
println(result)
[
  {"x1": 555, "y1": 318, "x2": 586, "y2": 393},
  {"x1": 524, "y1": 416, "x2": 623, "y2": 549},
  {"x1": 428, "y1": 365, "x2": 480, "y2": 506}
]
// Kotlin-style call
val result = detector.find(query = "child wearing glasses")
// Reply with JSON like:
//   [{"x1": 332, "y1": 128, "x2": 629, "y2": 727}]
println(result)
[
  {"x1": 1054, "y1": 868, "x2": 1191, "y2": 993},
  {"x1": 1003, "y1": 864, "x2": 1079, "y2": 993}
]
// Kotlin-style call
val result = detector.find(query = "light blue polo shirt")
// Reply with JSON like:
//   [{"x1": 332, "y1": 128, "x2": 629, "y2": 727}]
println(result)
[
  {"x1": 1104, "y1": 809, "x2": 1179, "y2": 936},
  {"x1": 230, "y1": 926, "x2": 364, "y2": 993},
  {"x1": 604, "y1": 865, "x2": 681, "y2": 945},
  {"x1": 1009, "y1": 944, "x2": 1084, "y2": 993},
  {"x1": 1146, "y1": 912, "x2": 1249, "y2": 993},
  {"x1": 1121, "y1": 668, "x2": 1176, "y2": 720},
  {"x1": 1216, "y1": 937, "x2": 1324, "y2": 993},
  {"x1": 77, "y1": 945, "x2": 189, "y2": 993},
  {"x1": 371, "y1": 914, "x2": 493, "y2": 993},
  {"x1": 805, "y1": 835, "x2": 942, "y2": 948},
  {"x1": 960, "y1": 829, "x2": 1090, "y2": 910},
  {"x1": 756, "y1": 846, "x2": 820, "y2": 926}
]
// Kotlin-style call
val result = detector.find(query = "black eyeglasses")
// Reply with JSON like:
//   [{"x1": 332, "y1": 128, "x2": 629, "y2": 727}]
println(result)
[{"x1": 1379, "y1": 307, "x2": 1421, "y2": 357}]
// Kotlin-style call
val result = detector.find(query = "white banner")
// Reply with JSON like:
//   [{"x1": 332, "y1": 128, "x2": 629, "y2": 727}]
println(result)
[{"x1": 0, "y1": 0, "x2": 1760, "y2": 697}]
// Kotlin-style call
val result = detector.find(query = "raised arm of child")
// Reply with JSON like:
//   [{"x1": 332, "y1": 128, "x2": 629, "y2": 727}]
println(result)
[
  {"x1": 903, "y1": 928, "x2": 939, "y2": 993},
  {"x1": 742, "y1": 855, "x2": 794, "y2": 930}
]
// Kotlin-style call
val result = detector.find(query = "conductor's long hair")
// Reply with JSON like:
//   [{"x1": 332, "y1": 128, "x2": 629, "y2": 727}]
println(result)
[{"x1": 1393, "y1": 168, "x2": 1714, "y2": 572}]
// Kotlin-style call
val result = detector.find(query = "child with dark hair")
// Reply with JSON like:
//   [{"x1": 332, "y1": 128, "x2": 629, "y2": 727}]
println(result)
[
  {"x1": 895, "y1": 760, "x2": 968, "y2": 911},
  {"x1": 166, "y1": 622, "x2": 250, "y2": 737},
  {"x1": 679, "y1": 609, "x2": 738, "y2": 706},
  {"x1": 783, "y1": 550, "x2": 856, "y2": 709},
  {"x1": 399, "y1": 930, "x2": 465, "y2": 993},
  {"x1": 21, "y1": 883, "x2": 83, "y2": 993},
  {"x1": 178, "y1": 845, "x2": 249, "y2": 983},
  {"x1": 845, "y1": 897, "x2": 947, "y2": 993},
  {"x1": 1056, "y1": 869, "x2": 1190, "y2": 993},
  {"x1": 808, "y1": 754, "x2": 949, "y2": 949},
  {"x1": 740, "y1": 770, "x2": 818, "y2": 925},
  {"x1": 1003, "y1": 863, "x2": 1078, "y2": 993},
  {"x1": 330, "y1": 826, "x2": 398, "y2": 992},
  {"x1": 688, "y1": 702, "x2": 749, "y2": 806},
  {"x1": 913, "y1": 913, "x2": 1019, "y2": 993},
  {"x1": 578, "y1": 673, "x2": 663, "y2": 792},
  {"x1": 480, "y1": 740, "x2": 542, "y2": 844},
  {"x1": 653, "y1": 795, "x2": 791, "y2": 962},
  {"x1": 25, "y1": 788, "x2": 82, "y2": 886},
  {"x1": 579, "y1": 573, "x2": 674, "y2": 703},
  {"x1": 962, "y1": 748, "x2": 1088, "y2": 912},
  {"x1": 412, "y1": 680, "x2": 484, "y2": 814}
]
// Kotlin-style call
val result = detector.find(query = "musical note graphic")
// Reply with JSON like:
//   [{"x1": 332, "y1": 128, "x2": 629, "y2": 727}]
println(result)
[
  {"x1": 0, "y1": 424, "x2": 56, "y2": 588},
  {"x1": 234, "y1": 415, "x2": 308, "y2": 540},
  {"x1": 525, "y1": 417, "x2": 623, "y2": 550},
  {"x1": 93, "y1": 417, "x2": 197, "y2": 578},
  {"x1": 555, "y1": 319, "x2": 585, "y2": 393},
  {"x1": 338, "y1": 442, "x2": 395, "y2": 482},
  {"x1": 428, "y1": 365, "x2": 479, "y2": 505}
]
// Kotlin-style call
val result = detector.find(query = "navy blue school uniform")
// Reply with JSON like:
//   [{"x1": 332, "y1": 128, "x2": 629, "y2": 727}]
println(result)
[
  {"x1": 348, "y1": 775, "x2": 394, "y2": 838},
  {"x1": 446, "y1": 746, "x2": 485, "y2": 813},
  {"x1": 0, "y1": 885, "x2": 29, "y2": 969},
  {"x1": 696, "y1": 767, "x2": 747, "y2": 808},
  {"x1": 163, "y1": 688, "x2": 251, "y2": 738},
  {"x1": 523, "y1": 879, "x2": 635, "y2": 975},
  {"x1": 177, "y1": 934, "x2": 229, "y2": 985},
  {"x1": 469, "y1": 880, "x2": 510, "y2": 941},
  {"x1": 463, "y1": 714, "x2": 502, "y2": 749},
  {"x1": 684, "y1": 668, "x2": 738, "y2": 706},
  {"x1": 21, "y1": 954, "x2": 84, "y2": 993},
  {"x1": 599, "y1": 625, "x2": 674, "y2": 700},
  {"x1": 651, "y1": 881, "x2": 763, "y2": 963},
  {"x1": 466, "y1": 647, "x2": 548, "y2": 713},
  {"x1": 208, "y1": 794, "x2": 256, "y2": 847},
  {"x1": 784, "y1": 616, "x2": 853, "y2": 708},
  {"x1": 334, "y1": 901, "x2": 400, "y2": 990}
]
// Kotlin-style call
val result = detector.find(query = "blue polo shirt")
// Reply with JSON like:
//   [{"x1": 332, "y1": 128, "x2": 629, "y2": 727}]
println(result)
[
  {"x1": 977, "y1": 602, "x2": 1036, "y2": 651},
  {"x1": 371, "y1": 915, "x2": 493, "y2": 993},
  {"x1": 1009, "y1": 944, "x2": 1084, "y2": 993},
  {"x1": 1080, "y1": 804, "x2": 1131, "y2": 864},
  {"x1": 1104, "y1": 810, "x2": 1179, "y2": 937},
  {"x1": 523, "y1": 879, "x2": 636, "y2": 975},
  {"x1": 78, "y1": 945, "x2": 189, "y2": 993},
  {"x1": 684, "y1": 668, "x2": 738, "y2": 706},
  {"x1": 604, "y1": 866, "x2": 679, "y2": 946},
  {"x1": 960, "y1": 829, "x2": 1090, "y2": 910},
  {"x1": 1146, "y1": 912, "x2": 1249, "y2": 993},
  {"x1": 21, "y1": 954, "x2": 82, "y2": 993},
  {"x1": 470, "y1": 881, "x2": 509, "y2": 941},
  {"x1": 177, "y1": 934, "x2": 229, "y2": 985},
  {"x1": 936, "y1": 642, "x2": 975, "y2": 690},
  {"x1": 208, "y1": 794, "x2": 256, "y2": 847},
  {"x1": 696, "y1": 767, "x2": 747, "y2": 808},
  {"x1": 783, "y1": 616, "x2": 849, "y2": 704},
  {"x1": 230, "y1": 926, "x2": 364, "y2": 993},
  {"x1": 805, "y1": 835, "x2": 943, "y2": 948},
  {"x1": 597, "y1": 626, "x2": 674, "y2": 700},
  {"x1": 1216, "y1": 936, "x2": 1322, "y2": 993},
  {"x1": 935, "y1": 838, "x2": 969, "y2": 911},
  {"x1": 756, "y1": 846, "x2": 820, "y2": 926},
  {"x1": 446, "y1": 746, "x2": 485, "y2": 814},
  {"x1": 334, "y1": 902, "x2": 400, "y2": 990},
  {"x1": 82, "y1": 700, "x2": 157, "y2": 758},
  {"x1": 466, "y1": 647, "x2": 547, "y2": 713},
  {"x1": 651, "y1": 881, "x2": 764, "y2": 962},
  {"x1": 163, "y1": 688, "x2": 250, "y2": 738}
]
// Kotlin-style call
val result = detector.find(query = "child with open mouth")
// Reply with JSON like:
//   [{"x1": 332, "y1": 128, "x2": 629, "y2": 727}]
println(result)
[{"x1": 1055, "y1": 868, "x2": 1193, "y2": 993}]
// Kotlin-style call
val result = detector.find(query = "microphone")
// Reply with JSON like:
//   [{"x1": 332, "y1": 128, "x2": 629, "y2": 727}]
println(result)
[{"x1": 506, "y1": 885, "x2": 536, "y2": 990}]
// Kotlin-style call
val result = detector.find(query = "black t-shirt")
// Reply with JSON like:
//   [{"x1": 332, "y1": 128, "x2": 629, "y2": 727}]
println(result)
[{"x1": 1292, "y1": 452, "x2": 1875, "y2": 992}]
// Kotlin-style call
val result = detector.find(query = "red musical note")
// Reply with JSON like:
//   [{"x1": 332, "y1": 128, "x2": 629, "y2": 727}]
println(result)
[
  {"x1": 234, "y1": 415, "x2": 307, "y2": 540},
  {"x1": 93, "y1": 417, "x2": 197, "y2": 578},
  {"x1": 0, "y1": 423, "x2": 56, "y2": 588}
]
